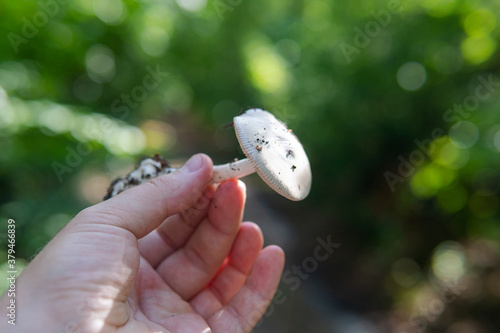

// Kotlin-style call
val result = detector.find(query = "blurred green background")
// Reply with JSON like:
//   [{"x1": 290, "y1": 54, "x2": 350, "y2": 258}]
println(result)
[{"x1": 1, "y1": 0, "x2": 500, "y2": 332}]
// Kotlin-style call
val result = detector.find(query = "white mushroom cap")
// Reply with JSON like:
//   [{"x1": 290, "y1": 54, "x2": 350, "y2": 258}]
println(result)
[{"x1": 234, "y1": 108, "x2": 312, "y2": 201}]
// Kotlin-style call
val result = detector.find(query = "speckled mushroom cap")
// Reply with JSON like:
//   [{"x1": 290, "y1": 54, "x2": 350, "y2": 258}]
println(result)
[{"x1": 233, "y1": 108, "x2": 312, "y2": 201}]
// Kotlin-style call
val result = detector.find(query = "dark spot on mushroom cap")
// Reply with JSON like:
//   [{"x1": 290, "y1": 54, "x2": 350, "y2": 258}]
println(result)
[{"x1": 291, "y1": 165, "x2": 296, "y2": 172}]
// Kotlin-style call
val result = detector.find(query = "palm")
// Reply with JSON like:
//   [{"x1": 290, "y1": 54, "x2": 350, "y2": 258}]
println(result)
[{"x1": 127, "y1": 263, "x2": 209, "y2": 332}]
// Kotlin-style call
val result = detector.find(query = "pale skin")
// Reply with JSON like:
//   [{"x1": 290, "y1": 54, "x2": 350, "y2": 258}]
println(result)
[{"x1": 0, "y1": 154, "x2": 285, "y2": 332}]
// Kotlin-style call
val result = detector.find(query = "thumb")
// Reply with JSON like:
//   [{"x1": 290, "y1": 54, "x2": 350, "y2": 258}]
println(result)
[{"x1": 75, "y1": 154, "x2": 213, "y2": 238}]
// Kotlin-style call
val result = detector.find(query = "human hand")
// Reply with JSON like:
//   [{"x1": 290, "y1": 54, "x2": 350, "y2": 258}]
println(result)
[{"x1": 0, "y1": 154, "x2": 285, "y2": 332}]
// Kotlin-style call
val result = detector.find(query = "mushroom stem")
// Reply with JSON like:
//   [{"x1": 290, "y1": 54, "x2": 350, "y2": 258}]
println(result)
[{"x1": 211, "y1": 158, "x2": 256, "y2": 183}]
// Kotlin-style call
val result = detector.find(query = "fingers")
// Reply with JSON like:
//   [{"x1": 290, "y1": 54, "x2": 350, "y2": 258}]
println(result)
[
  {"x1": 138, "y1": 184, "x2": 218, "y2": 268},
  {"x1": 155, "y1": 179, "x2": 246, "y2": 300},
  {"x1": 189, "y1": 222, "x2": 263, "y2": 317},
  {"x1": 207, "y1": 246, "x2": 285, "y2": 333},
  {"x1": 74, "y1": 154, "x2": 213, "y2": 239}
]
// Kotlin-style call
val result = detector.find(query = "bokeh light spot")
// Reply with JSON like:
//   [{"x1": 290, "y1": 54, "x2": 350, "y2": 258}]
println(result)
[
  {"x1": 37, "y1": 105, "x2": 74, "y2": 134},
  {"x1": 85, "y1": 44, "x2": 116, "y2": 83},
  {"x1": 48, "y1": 23, "x2": 74, "y2": 49},
  {"x1": 76, "y1": 172, "x2": 110, "y2": 204},
  {"x1": 463, "y1": 9, "x2": 496, "y2": 38},
  {"x1": 461, "y1": 36, "x2": 496, "y2": 65},
  {"x1": 104, "y1": 127, "x2": 146, "y2": 155},
  {"x1": 397, "y1": 62, "x2": 427, "y2": 91},
  {"x1": 71, "y1": 114, "x2": 98, "y2": 143},
  {"x1": 391, "y1": 258, "x2": 421, "y2": 287},
  {"x1": 246, "y1": 44, "x2": 288, "y2": 94},
  {"x1": 449, "y1": 121, "x2": 479, "y2": 149},
  {"x1": 411, "y1": 163, "x2": 456, "y2": 199},
  {"x1": 0, "y1": 88, "x2": 15, "y2": 131},
  {"x1": 140, "y1": 27, "x2": 169, "y2": 57},
  {"x1": 140, "y1": 120, "x2": 177, "y2": 151},
  {"x1": 0, "y1": 61, "x2": 30, "y2": 92},
  {"x1": 492, "y1": 128, "x2": 500, "y2": 152},
  {"x1": 73, "y1": 0, "x2": 94, "y2": 15},
  {"x1": 176, "y1": 0, "x2": 207, "y2": 12},
  {"x1": 1, "y1": 97, "x2": 35, "y2": 134},
  {"x1": 437, "y1": 142, "x2": 470, "y2": 169},
  {"x1": 431, "y1": 241, "x2": 466, "y2": 282},
  {"x1": 93, "y1": 0, "x2": 127, "y2": 26}
]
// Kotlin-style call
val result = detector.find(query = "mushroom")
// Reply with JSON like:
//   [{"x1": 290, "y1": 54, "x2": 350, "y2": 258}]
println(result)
[
  {"x1": 210, "y1": 108, "x2": 312, "y2": 201},
  {"x1": 104, "y1": 109, "x2": 312, "y2": 201}
]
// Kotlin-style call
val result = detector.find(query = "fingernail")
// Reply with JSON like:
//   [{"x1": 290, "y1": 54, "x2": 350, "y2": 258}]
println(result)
[{"x1": 182, "y1": 154, "x2": 204, "y2": 173}]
